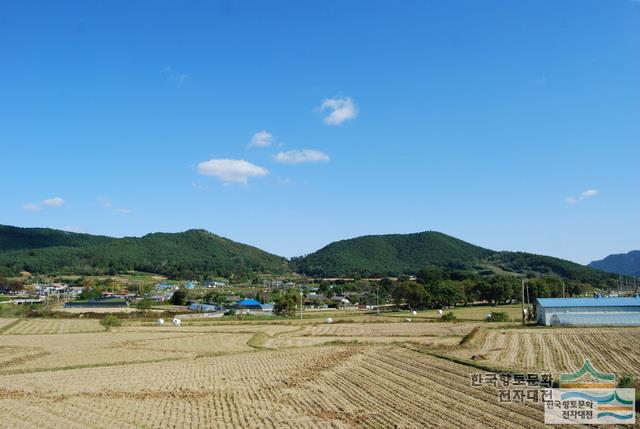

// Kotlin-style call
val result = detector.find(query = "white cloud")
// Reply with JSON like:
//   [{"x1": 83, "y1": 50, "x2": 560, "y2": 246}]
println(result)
[
  {"x1": 273, "y1": 149, "x2": 330, "y2": 164},
  {"x1": 249, "y1": 130, "x2": 274, "y2": 148},
  {"x1": 191, "y1": 182, "x2": 209, "y2": 191},
  {"x1": 535, "y1": 76, "x2": 548, "y2": 87},
  {"x1": 319, "y1": 97, "x2": 357, "y2": 125},
  {"x1": 197, "y1": 159, "x2": 269, "y2": 184},
  {"x1": 566, "y1": 189, "x2": 599, "y2": 204},
  {"x1": 99, "y1": 196, "x2": 132, "y2": 213},
  {"x1": 98, "y1": 196, "x2": 113, "y2": 208},
  {"x1": 163, "y1": 67, "x2": 190, "y2": 85},
  {"x1": 42, "y1": 197, "x2": 64, "y2": 207},
  {"x1": 22, "y1": 203, "x2": 41, "y2": 212}
]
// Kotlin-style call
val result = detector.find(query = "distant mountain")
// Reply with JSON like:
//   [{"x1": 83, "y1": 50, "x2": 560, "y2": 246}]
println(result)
[
  {"x1": 0, "y1": 225, "x2": 614, "y2": 284},
  {"x1": 0, "y1": 225, "x2": 288, "y2": 278},
  {"x1": 589, "y1": 251, "x2": 640, "y2": 276},
  {"x1": 292, "y1": 231, "x2": 613, "y2": 284}
]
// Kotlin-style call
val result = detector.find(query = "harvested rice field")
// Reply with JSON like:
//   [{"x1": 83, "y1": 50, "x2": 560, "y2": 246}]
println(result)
[
  {"x1": 0, "y1": 318, "x2": 638, "y2": 428},
  {"x1": 452, "y1": 326, "x2": 640, "y2": 376},
  {"x1": 1, "y1": 319, "x2": 104, "y2": 335}
]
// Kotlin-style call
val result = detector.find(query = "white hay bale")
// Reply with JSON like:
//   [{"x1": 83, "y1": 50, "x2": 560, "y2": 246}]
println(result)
[
  {"x1": 405, "y1": 318, "x2": 412, "y2": 322},
  {"x1": 156, "y1": 318, "x2": 165, "y2": 326},
  {"x1": 172, "y1": 318, "x2": 182, "y2": 326},
  {"x1": 325, "y1": 317, "x2": 333, "y2": 324},
  {"x1": 412, "y1": 310, "x2": 417, "y2": 316},
  {"x1": 437, "y1": 309, "x2": 443, "y2": 315}
]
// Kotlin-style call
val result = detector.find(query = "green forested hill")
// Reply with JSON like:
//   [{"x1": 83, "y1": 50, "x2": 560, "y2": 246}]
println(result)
[
  {"x1": 0, "y1": 226, "x2": 288, "y2": 278},
  {"x1": 487, "y1": 251, "x2": 613, "y2": 285},
  {"x1": 291, "y1": 231, "x2": 492, "y2": 276},
  {"x1": 0, "y1": 225, "x2": 115, "y2": 251},
  {"x1": 0, "y1": 225, "x2": 614, "y2": 284},
  {"x1": 292, "y1": 231, "x2": 614, "y2": 284}
]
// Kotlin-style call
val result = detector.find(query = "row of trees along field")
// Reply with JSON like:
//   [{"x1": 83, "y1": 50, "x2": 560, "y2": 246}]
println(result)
[{"x1": 310, "y1": 267, "x2": 595, "y2": 311}]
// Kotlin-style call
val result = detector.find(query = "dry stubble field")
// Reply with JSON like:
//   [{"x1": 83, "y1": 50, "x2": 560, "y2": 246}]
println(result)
[{"x1": 0, "y1": 317, "x2": 638, "y2": 428}]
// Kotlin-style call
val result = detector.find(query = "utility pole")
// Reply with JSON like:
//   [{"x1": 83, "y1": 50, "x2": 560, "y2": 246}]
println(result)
[
  {"x1": 376, "y1": 284, "x2": 379, "y2": 316},
  {"x1": 521, "y1": 279, "x2": 525, "y2": 326},
  {"x1": 619, "y1": 274, "x2": 622, "y2": 297},
  {"x1": 562, "y1": 281, "x2": 565, "y2": 299},
  {"x1": 299, "y1": 287, "x2": 303, "y2": 321}
]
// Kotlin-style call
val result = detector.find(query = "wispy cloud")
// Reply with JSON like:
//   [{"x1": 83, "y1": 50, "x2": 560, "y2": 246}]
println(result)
[
  {"x1": 535, "y1": 76, "x2": 548, "y2": 87},
  {"x1": 22, "y1": 203, "x2": 41, "y2": 212},
  {"x1": 98, "y1": 196, "x2": 113, "y2": 208},
  {"x1": 23, "y1": 197, "x2": 64, "y2": 211},
  {"x1": 273, "y1": 149, "x2": 330, "y2": 164},
  {"x1": 566, "y1": 189, "x2": 599, "y2": 204},
  {"x1": 319, "y1": 97, "x2": 357, "y2": 125},
  {"x1": 197, "y1": 159, "x2": 269, "y2": 184},
  {"x1": 99, "y1": 196, "x2": 131, "y2": 214},
  {"x1": 191, "y1": 182, "x2": 209, "y2": 191},
  {"x1": 248, "y1": 130, "x2": 274, "y2": 148},
  {"x1": 163, "y1": 67, "x2": 191, "y2": 85},
  {"x1": 42, "y1": 197, "x2": 64, "y2": 207}
]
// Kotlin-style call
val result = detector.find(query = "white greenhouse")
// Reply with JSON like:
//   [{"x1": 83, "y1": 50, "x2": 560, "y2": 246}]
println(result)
[{"x1": 536, "y1": 297, "x2": 640, "y2": 326}]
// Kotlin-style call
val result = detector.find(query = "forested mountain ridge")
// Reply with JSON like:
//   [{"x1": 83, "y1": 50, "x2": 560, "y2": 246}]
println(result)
[
  {"x1": 0, "y1": 225, "x2": 115, "y2": 252},
  {"x1": 291, "y1": 231, "x2": 492, "y2": 276},
  {"x1": 589, "y1": 251, "x2": 640, "y2": 276},
  {"x1": 292, "y1": 231, "x2": 614, "y2": 285},
  {"x1": 0, "y1": 225, "x2": 614, "y2": 285},
  {"x1": 0, "y1": 226, "x2": 288, "y2": 278}
]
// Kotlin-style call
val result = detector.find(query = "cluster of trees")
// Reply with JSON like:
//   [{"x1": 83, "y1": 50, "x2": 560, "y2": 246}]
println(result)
[
  {"x1": 388, "y1": 267, "x2": 594, "y2": 310},
  {"x1": 273, "y1": 289, "x2": 300, "y2": 316},
  {"x1": 0, "y1": 277, "x2": 25, "y2": 294}
]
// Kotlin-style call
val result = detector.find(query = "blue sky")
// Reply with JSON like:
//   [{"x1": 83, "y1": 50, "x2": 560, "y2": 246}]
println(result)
[{"x1": 1, "y1": 0, "x2": 638, "y2": 264}]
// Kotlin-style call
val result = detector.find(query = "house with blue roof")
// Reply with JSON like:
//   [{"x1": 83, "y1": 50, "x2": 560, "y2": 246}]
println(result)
[
  {"x1": 237, "y1": 299, "x2": 264, "y2": 310},
  {"x1": 536, "y1": 297, "x2": 640, "y2": 326}
]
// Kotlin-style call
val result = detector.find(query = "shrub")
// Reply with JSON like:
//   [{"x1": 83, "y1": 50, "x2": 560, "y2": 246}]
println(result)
[
  {"x1": 100, "y1": 315, "x2": 122, "y2": 329},
  {"x1": 618, "y1": 374, "x2": 635, "y2": 388},
  {"x1": 486, "y1": 312, "x2": 509, "y2": 322},
  {"x1": 440, "y1": 311, "x2": 457, "y2": 322},
  {"x1": 170, "y1": 290, "x2": 187, "y2": 306},
  {"x1": 135, "y1": 299, "x2": 153, "y2": 313}
]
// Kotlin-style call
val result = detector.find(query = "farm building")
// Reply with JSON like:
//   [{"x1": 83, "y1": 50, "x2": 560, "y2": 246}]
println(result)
[
  {"x1": 536, "y1": 297, "x2": 640, "y2": 326},
  {"x1": 187, "y1": 303, "x2": 221, "y2": 312},
  {"x1": 237, "y1": 299, "x2": 264, "y2": 310}
]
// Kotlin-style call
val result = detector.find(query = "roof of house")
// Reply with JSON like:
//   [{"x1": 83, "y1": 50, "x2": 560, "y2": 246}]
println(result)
[
  {"x1": 238, "y1": 299, "x2": 262, "y2": 307},
  {"x1": 536, "y1": 297, "x2": 640, "y2": 308}
]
